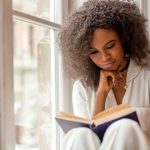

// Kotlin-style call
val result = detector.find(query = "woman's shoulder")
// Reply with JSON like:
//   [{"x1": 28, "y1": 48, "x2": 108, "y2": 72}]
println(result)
[
  {"x1": 141, "y1": 64, "x2": 150, "y2": 74},
  {"x1": 73, "y1": 80, "x2": 84, "y2": 89},
  {"x1": 130, "y1": 59, "x2": 150, "y2": 74},
  {"x1": 73, "y1": 79, "x2": 95, "y2": 94},
  {"x1": 140, "y1": 63, "x2": 150, "y2": 81}
]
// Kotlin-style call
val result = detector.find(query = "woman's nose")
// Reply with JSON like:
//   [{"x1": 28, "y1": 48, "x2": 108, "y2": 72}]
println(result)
[{"x1": 101, "y1": 51, "x2": 110, "y2": 61}]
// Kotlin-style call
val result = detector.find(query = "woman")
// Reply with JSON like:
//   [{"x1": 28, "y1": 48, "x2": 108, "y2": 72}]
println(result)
[{"x1": 59, "y1": 0, "x2": 150, "y2": 149}]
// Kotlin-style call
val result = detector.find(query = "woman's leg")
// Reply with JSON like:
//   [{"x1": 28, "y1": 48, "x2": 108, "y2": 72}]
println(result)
[
  {"x1": 100, "y1": 119, "x2": 150, "y2": 150},
  {"x1": 62, "y1": 127, "x2": 101, "y2": 150}
]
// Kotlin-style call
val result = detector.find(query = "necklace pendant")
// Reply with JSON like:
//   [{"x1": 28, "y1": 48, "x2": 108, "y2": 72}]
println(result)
[{"x1": 124, "y1": 85, "x2": 127, "y2": 90}]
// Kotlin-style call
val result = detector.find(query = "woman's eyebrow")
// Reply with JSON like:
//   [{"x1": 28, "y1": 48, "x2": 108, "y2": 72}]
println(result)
[
  {"x1": 105, "y1": 40, "x2": 116, "y2": 46},
  {"x1": 89, "y1": 47, "x2": 98, "y2": 50},
  {"x1": 89, "y1": 40, "x2": 116, "y2": 50}
]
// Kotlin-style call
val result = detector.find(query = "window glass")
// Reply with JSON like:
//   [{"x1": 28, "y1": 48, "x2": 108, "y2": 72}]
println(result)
[
  {"x1": 14, "y1": 19, "x2": 55, "y2": 150},
  {"x1": 13, "y1": 0, "x2": 54, "y2": 22}
]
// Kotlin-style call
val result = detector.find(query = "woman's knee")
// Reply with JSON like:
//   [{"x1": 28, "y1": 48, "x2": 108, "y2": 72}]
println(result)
[
  {"x1": 62, "y1": 127, "x2": 100, "y2": 150},
  {"x1": 102, "y1": 119, "x2": 150, "y2": 150},
  {"x1": 64, "y1": 127, "x2": 98, "y2": 140},
  {"x1": 105, "y1": 119, "x2": 140, "y2": 137}
]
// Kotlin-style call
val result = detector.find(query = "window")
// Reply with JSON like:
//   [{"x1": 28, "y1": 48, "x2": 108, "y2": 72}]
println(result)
[
  {"x1": 0, "y1": 0, "x2": 67, "y2": 150},
  {"x1": 135, "y1": 0, "x2": 150, "y2": 34},
  {"x1": 13, "y1": 0, "x2": 63, "y2": 149}
]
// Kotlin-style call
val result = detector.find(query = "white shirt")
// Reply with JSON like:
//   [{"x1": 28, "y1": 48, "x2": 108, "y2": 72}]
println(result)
[{"x1": 72, "y1": 59, "x2": 150, "y2": 139}]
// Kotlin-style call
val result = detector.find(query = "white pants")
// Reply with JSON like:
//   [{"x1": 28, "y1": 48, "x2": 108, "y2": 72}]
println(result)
[{"x1": 62, "y1": 119, "x2": 150, "y2": 150}]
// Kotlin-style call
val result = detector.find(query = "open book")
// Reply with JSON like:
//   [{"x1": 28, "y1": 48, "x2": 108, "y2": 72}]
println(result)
[{"x1": 55, "y1": 104, "x2": 140, "y2": 141}]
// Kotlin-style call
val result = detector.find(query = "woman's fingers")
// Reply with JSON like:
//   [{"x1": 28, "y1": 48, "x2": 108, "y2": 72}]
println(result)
[
  {"x1": 97, "y1": 70, "x2": 123, "y2": 94},
  {"x1": 100, "y1": 70, "x2": 123, "y2": 87}
]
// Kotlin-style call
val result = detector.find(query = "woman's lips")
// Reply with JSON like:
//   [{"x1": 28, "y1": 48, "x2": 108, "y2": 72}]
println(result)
[{"x1": 100, "y1": 60, "x2": 116, "y2": 70}]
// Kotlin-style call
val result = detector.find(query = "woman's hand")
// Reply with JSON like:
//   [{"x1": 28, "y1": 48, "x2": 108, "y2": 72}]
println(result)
[
  {"x1": 92, "y1": 70, "x2": 123, "y2": 117},
  {"x1": 97, "y1": 70, "x2": 123, "y2": 95}
]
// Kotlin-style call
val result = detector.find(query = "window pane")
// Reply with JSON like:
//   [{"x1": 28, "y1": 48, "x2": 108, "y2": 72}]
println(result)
[
  {"x1": 13, "y1": 19, "x2": 56, "y2": 150},
  {"x1": 13, "y1": 0, "x2": 57, "y2": 23}
]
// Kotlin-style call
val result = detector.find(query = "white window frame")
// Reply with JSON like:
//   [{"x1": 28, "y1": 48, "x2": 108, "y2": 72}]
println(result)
[
  {"x1": 136, "y1": 0, "x2": 150, "y2": 33},
  {"x1": 0, "y1": 0, "x2": 69, "y2": 150},
  {"x1": 0, "y1": 0, "x2": 14, "y2": 149},
  {"x1": 135, "y1": 0, "x2": 147, "y2": 16}
]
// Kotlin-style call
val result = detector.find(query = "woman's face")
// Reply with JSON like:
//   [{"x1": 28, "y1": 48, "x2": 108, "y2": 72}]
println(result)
[{"x1": 89, "y1": 29, "x2": 127, "y2": 71}]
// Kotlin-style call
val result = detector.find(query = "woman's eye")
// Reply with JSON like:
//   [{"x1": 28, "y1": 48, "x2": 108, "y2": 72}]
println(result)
[
  {"x1": 89, "y1": 49, "x2": 98, "y2": 55},
  {"x1": 106, "y1": 43, "x2": 115, "y2": 49}
]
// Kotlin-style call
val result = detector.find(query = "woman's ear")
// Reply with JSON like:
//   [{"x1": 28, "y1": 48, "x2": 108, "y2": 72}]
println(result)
[{"x1": 124, "y1": 53, "x2": 130, "y2": 58}]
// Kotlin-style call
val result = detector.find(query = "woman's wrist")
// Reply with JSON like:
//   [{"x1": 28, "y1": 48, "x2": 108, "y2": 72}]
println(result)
[
  {"x1": 96, "y1": 89, "x2": 108, "y2": 99},
  {"x1": 95, "y1": 92, "x2": 107, "y2": 107}
]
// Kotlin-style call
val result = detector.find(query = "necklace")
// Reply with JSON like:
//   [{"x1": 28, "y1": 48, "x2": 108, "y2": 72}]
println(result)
[{"x1": 114, "y1": 60, "x2": 129, "y2": 87}]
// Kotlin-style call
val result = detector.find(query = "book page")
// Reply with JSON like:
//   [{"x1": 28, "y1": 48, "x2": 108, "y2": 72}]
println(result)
[
  {"x1": 93, "y1": 103, "x2": 129, "y2": 120},
  {"x1": 56, "y1": 112, "x2": 93, "y2": 124},
  {"x1": 94, "y1": 107, "x2": 134, "y2": 126}
]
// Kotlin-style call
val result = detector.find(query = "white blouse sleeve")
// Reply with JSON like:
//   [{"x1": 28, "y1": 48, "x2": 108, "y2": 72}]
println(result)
[{"x1": 72, "y1": 80, "x2": 90, "y2": 118}]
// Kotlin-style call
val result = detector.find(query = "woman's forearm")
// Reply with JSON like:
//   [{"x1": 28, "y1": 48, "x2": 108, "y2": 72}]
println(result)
[{"x1": 92, "y1": 91, "x2": 107, "y2": 117}]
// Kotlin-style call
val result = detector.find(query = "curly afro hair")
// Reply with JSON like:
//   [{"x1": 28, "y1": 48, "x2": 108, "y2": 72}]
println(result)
[{"x1": 59, "y1": 0, "x2": 150, "y2": 90}]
